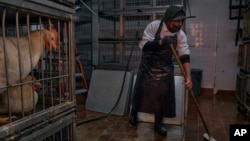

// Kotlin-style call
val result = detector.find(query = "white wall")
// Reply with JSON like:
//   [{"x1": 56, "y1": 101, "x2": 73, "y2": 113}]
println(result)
[{"x1": 186, "y1": 0, "x2": 239, "y2": 93}]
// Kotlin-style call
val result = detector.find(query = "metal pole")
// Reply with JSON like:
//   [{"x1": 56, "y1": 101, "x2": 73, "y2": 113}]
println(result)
[{"x1": 79, "y1": 0, "x2": 97, "y2": 16}]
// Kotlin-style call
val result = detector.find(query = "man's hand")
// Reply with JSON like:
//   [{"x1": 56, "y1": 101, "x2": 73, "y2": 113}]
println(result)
[
  {"x1": 160, "y1": 35, "x2": 176, "y2": 46},
  {"x1": 184, "y1": 78, "x2": 192, "y2": 90}
]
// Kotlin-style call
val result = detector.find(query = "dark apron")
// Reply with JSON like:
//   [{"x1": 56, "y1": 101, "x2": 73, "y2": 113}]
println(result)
[{"x1": 132, "y1": 21, "x2": 176, "y2": 118}]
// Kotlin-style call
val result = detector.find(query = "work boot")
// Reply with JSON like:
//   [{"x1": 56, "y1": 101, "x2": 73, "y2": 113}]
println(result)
[
  {"x1": 154, "y1": 122, "x2": 167, "y2": 136},
  {"x1": 129, "y1": 109, "x2": 137, "y2": 126}
]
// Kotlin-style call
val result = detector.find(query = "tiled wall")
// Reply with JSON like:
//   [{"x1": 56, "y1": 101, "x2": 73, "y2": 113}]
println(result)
[{"x1": 186, "y1": 0, "x2": 239, "y2": 93}]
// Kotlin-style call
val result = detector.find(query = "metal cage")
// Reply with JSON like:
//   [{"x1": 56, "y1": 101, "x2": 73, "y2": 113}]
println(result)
[
  {"x1": 0, "y1": 0, "x2": 76, "y2": 140},
  {"x1": 238, "y1": 43, "x2": 250, "y2": 72},
  {"x1": 236, "y1": 71, "x2": 250, "y2": 114},
  {"x1": 97, "y1": 0, "x2": 184, "y2": 71}
]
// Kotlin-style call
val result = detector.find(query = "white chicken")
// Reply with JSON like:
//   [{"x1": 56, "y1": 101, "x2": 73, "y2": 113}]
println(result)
[
  {"x1": 0, "y1": 29, "x2": 59, "y2": 94},
  {"x1": 0, "y1": 75, "x2": 42, "y2": 124},
  {"x1": 0, "y1": 75, "x2": 41, "y2": 114}
]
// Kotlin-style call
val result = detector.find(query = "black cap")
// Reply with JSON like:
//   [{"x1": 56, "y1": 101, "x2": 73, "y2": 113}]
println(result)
[
  {"x1": 163, "y1": 6, "x2": 187, "y2": 24},
  {"x1": 172, "y1": 11, "x2": 187, "y2": 20}
]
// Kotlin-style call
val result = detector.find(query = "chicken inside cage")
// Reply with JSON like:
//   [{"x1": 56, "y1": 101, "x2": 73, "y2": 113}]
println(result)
[{"x1": 0, "y1": 6, "x2": 72, "y2": 125}]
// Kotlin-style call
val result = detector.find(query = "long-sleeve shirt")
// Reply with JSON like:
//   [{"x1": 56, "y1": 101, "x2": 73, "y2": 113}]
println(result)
[{"x1": 139, "y1": 20, "x2": 190, "y2": 58}]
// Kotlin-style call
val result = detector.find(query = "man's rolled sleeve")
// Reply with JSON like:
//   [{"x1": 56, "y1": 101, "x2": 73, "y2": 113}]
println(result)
[
  {"x1": 139, "y1": 20, "x2": 161, "y2": 49},
  {"x1": 176, "y1": 30, "x2": 190, "y2": 63}
]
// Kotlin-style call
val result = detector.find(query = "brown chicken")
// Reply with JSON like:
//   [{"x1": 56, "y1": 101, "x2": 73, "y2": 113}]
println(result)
[
  {"x1": 0, "y1": 75, "x2": 42, "y2": 124},
  {"x1": 0, "y1": 29, "x2": 59, "y2": 94}
]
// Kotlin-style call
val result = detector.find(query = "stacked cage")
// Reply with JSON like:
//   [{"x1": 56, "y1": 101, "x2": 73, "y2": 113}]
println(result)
[
  {"x1": 0, "y1": 0, "x2": 76, "y2": 140},
  {"x1": 97, "y1": 0, "x2": 184, "y2": 72},
  {"x1": 236, "y1": 0, "x2": 250, "y2": 115},
  {"x1": 74, "y1": 0, "x2": 92, "y2": 85}
]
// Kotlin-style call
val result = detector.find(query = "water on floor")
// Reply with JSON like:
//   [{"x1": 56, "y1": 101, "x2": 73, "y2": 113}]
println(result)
[{"x1": 75, "y1": 91, "x2": 250, "y2": 141}]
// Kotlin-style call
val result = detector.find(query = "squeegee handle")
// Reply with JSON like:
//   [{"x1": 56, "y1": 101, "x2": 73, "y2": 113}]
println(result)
[{"x1": 169, "y1": 44, "x2": 210, "y2": 135}]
